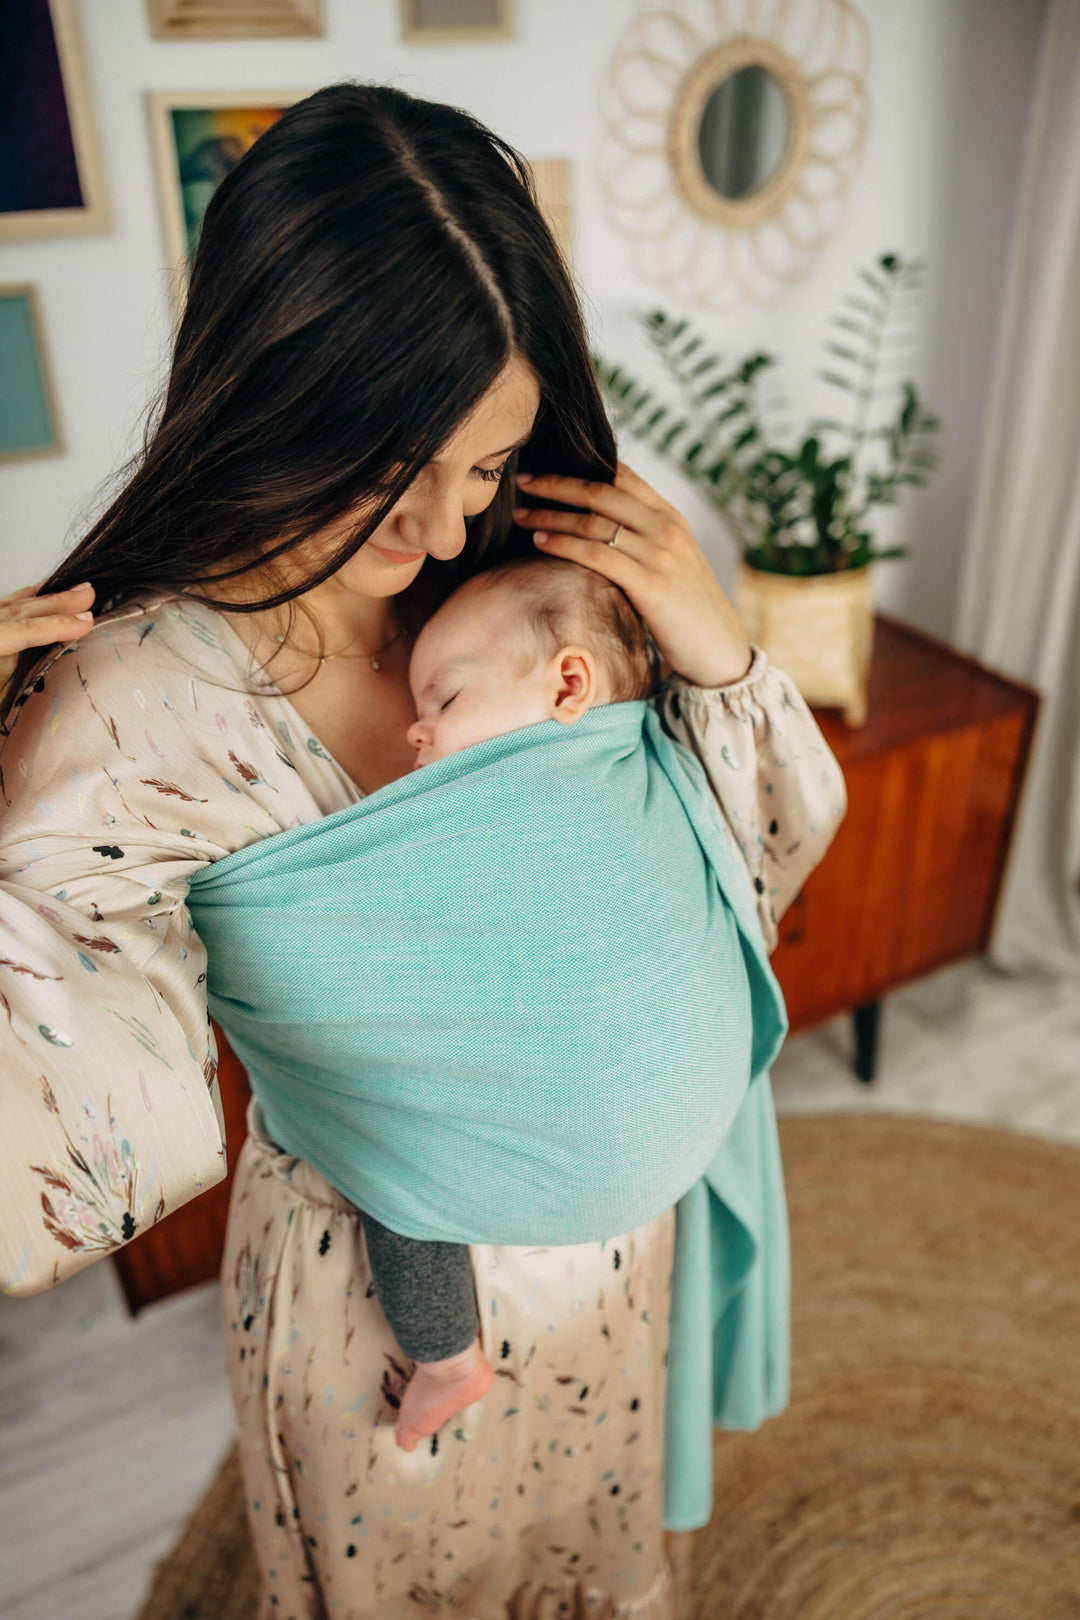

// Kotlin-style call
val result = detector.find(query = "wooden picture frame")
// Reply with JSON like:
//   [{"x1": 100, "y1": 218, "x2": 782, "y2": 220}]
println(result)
[
  {"x1": 145, "y1": 88, "x2": 310, "y2": 307},
  {"x1": 0, "y1": 0, "x2": 111, "y2": 242},
  {"x1": 530, "y1": 157, "x2": 575, "y2": 274},
  {"x1": 399, "y1": 0, "x2": 515, "y2": 45},
  {"x1": 145, "y1": 0, "x2": 324, "y2": 39},
  {"x1": 0, "y1": 285, "x2": 65, "y2": 462}
]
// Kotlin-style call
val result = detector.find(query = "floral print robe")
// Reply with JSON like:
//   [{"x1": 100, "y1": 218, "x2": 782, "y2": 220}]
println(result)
[{"x1": 0, "y1": 586, "x2": 847, "y2": 1618}]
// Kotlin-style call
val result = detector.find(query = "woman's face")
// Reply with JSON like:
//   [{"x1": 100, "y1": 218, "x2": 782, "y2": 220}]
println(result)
[{"x1": 319, "y1": 352, "x2": 541, "y2": 604}]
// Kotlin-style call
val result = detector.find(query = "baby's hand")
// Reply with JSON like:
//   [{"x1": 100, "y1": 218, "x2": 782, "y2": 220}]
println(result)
[{"x1": 394, "y1": 1335, "x2": 495, "y2": 1452}]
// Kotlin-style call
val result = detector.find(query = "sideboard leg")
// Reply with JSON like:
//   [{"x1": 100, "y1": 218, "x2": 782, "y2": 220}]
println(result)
[{"x1": 852, "y1": 999, "x2": 881, "y2": 1084}]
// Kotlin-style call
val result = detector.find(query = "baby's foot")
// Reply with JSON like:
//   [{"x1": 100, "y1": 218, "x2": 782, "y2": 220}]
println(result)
[{"x1": 394, "y1": 1336, "x2": 495, "y2": 1452}]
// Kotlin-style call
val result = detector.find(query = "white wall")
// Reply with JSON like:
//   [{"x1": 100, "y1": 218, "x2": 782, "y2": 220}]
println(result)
[{"x1": 0, "y1": 0, "x2": 1047, "y2": 640}]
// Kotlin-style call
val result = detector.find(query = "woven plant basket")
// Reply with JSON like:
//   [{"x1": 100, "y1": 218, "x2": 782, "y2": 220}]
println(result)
[{"x1": 734, "y1": 558, "x2": 875, "y2": 725}]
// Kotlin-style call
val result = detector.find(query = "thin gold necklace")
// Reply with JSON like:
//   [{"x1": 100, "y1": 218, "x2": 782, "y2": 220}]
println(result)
[{"x1": 274, "y1": 622, "x2": 411, "y2": 671}]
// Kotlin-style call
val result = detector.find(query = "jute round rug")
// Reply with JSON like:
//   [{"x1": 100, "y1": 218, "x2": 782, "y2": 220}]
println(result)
[{"x1": 135, "y1": 1115, "x2": 1080, "y2": 1619}]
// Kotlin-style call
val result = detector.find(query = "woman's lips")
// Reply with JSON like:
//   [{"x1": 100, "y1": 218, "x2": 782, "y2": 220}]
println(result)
[{"x1": 369, "y1": 543, "x2": 425, "y2": 563}]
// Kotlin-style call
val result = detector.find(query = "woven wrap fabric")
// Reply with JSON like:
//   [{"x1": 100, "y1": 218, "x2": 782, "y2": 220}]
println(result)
[{"x1": 187, "y1": 697, "x2": 790, "y2": 1530}]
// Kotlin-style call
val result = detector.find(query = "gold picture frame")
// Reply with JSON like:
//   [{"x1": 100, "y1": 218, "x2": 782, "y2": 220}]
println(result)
[
  {"x1": 145, "y1": 0, "x2": 324, "y2": 38},
  {"x1": 399, "y1": 0, "x2": 515, "y2": 46},
  {"x1": 0, "y1": 0, "x2": 111, "y2": 242}
]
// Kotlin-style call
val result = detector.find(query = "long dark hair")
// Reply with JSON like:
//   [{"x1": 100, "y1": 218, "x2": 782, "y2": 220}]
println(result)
[{"x1": 1, "y1": 80, "x2": 617, "y2": 726}]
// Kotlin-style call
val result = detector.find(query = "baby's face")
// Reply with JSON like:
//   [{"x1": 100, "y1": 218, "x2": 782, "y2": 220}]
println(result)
[{"x1": 405, "y1": 583, "x2": 599, "y2": 770}]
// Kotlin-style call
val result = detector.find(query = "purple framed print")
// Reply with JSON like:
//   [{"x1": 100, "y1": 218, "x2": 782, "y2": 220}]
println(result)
[{"x1": 0, "y1": 0, "x2": 111, "y2": 240}]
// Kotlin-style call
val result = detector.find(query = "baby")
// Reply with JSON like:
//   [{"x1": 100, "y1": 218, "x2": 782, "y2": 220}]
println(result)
[{"x1": 359, "y1": 551, "x2": 659, "y2": 1452}]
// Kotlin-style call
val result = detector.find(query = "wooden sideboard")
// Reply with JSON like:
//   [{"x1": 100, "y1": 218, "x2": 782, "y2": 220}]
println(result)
[
  {"x1": 111, "y1": 611, "x2": 1041, "y2": 1314},
  {"x1": 771, "y1": 611, "x2": 1040, "y2": 1078}
]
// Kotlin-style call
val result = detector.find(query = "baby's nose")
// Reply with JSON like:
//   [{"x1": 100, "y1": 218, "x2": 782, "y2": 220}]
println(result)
[{"x1": 405, "y1": 719, "x2": 427, "y2": 750}]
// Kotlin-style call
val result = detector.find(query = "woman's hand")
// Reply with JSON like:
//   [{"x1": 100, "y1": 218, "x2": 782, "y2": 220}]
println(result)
[
  {"x1": 512, "y1": 460, "x2": 753, "y2": 688},
  {"x1": 0, "y1": 579, "x2": 95, "y2": 697}
]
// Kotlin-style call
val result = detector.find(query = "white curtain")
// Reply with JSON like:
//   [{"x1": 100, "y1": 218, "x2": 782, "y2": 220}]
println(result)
[{"x1": 954, "y1": 0, "x2": 1080, "y2": 977}]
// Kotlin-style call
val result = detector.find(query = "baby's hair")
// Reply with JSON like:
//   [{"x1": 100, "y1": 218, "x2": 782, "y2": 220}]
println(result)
[{"x1": 468, "y1": 554, "x2": 657, "y2": 702}]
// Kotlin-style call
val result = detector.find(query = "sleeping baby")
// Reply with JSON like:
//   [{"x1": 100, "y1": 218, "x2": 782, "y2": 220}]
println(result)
[{"x1": 361, "y1": 550, "x2": 660, "y2": 1452}]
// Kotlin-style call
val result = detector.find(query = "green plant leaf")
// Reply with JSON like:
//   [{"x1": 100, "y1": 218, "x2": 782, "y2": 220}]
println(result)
[
  {"x1": 841, "y1": 294, "x2": 880, "y2": 319},
  {"x1": 739, "y1": 353, "x2": 774, "y2": 384},
  {"x1": 819, "y1": 371, "x2": 856, "y2": 392},
  {"x1": 809, "y1": 418, "x2": 851, "y2": 435},
  {"x1": 713, "y1": 398, "x2": 747, "y2": 423},
  {"x1": 830, "y1": 314, "x2": 872, "y2": 338},
  {"x1": 900, "y1": 382, "x2": 918, "y2": 433},
  {"x1": 659, "y1": 418, "x2": 689, "y2": 449}
]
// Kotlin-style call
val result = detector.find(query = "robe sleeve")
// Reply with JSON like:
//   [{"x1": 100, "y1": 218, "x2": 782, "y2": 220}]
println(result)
[
  {"x1": 655, "y1": 644, "x2": 848, "y2": 954},
  {"x1": 0, "y1": 639, "x2": 227, "y2": 1299}
]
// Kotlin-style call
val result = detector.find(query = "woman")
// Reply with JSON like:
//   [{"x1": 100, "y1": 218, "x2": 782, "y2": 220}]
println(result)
[{"x1": 0, "y1": 83, "x2": 846, "y2": 1618}]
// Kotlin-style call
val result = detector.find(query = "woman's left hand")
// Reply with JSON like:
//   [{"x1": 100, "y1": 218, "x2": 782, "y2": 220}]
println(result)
[{"x1": 513, "y1": 460, "x2": 754, "y2": 688}]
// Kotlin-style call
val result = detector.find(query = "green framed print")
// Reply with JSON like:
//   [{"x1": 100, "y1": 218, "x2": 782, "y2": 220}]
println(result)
[{"x1": 0, "y1": 285, "x2": 64, "y2": 461}]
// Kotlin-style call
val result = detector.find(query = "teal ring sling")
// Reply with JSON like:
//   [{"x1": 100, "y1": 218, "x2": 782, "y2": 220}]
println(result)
[{"x1": 187, "y1": 698, "x2": 790, "y2": 1530}]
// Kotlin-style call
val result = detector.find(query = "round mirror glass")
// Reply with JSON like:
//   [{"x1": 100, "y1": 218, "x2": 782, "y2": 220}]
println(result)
[{"x1": 698, "y1": 64, "x2": 791, "y2": 200}]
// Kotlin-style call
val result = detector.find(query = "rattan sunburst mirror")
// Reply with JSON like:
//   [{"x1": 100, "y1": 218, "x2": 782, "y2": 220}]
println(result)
[{"x1": 598, "y1": 0, "x2": 871, "y2": 310}]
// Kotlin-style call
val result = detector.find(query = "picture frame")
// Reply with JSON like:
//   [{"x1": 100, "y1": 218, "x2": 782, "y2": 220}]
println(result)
[
  {"x1": 399, "y1": 0, "x2": 515, "y2": 46},
  {"x1": 0, "y1": 0, "x2": 111, "y2": 242},
  {"x1": 145, "y1": 0, "x2": 324, "y2": 40},
  {"x1": 530, "y1": 157, "x2": 575, "y2": 274},
  {"x1": 145, "y1": 88, "x2": 309, "y2": 304},
  {"x1": 0, "y1": 285, "x2": 65, "y2": 462}
]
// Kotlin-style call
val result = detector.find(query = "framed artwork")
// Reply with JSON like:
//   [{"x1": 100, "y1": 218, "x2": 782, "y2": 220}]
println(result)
[
  {"x1": 145, "y1": 0, "x2": 324, "y2": 39},
  {"x1": 0, "y1": 0, "x2": 111, "y2": 241},
  {"x1": 146, "y1": 89, "x2": 308, "y2": 298},
  {"x1": 530, "y1": 157, "x2": 575, "y2": 273},
  {"x1": 399, "y1": 0, "x2": 515, "y2": 45},
  {"x1": 0, "y1": 286, "x2": 64, "y2": 462}
]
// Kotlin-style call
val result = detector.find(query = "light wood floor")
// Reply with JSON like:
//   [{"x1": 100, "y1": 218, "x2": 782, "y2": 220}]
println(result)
[{"x1": 2, "y1": 957, "x2": 1078, "y2": 1619}]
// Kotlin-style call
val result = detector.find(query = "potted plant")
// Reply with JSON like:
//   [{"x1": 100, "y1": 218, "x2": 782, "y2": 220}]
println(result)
[{"x1": 593, "y1": 251, "x2": 942, "y2": 725}]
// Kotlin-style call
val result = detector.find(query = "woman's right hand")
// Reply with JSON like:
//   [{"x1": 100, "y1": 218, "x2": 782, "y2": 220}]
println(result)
[{"x1": 0, "y1": 579, "x2": 96, "y2": 698}]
